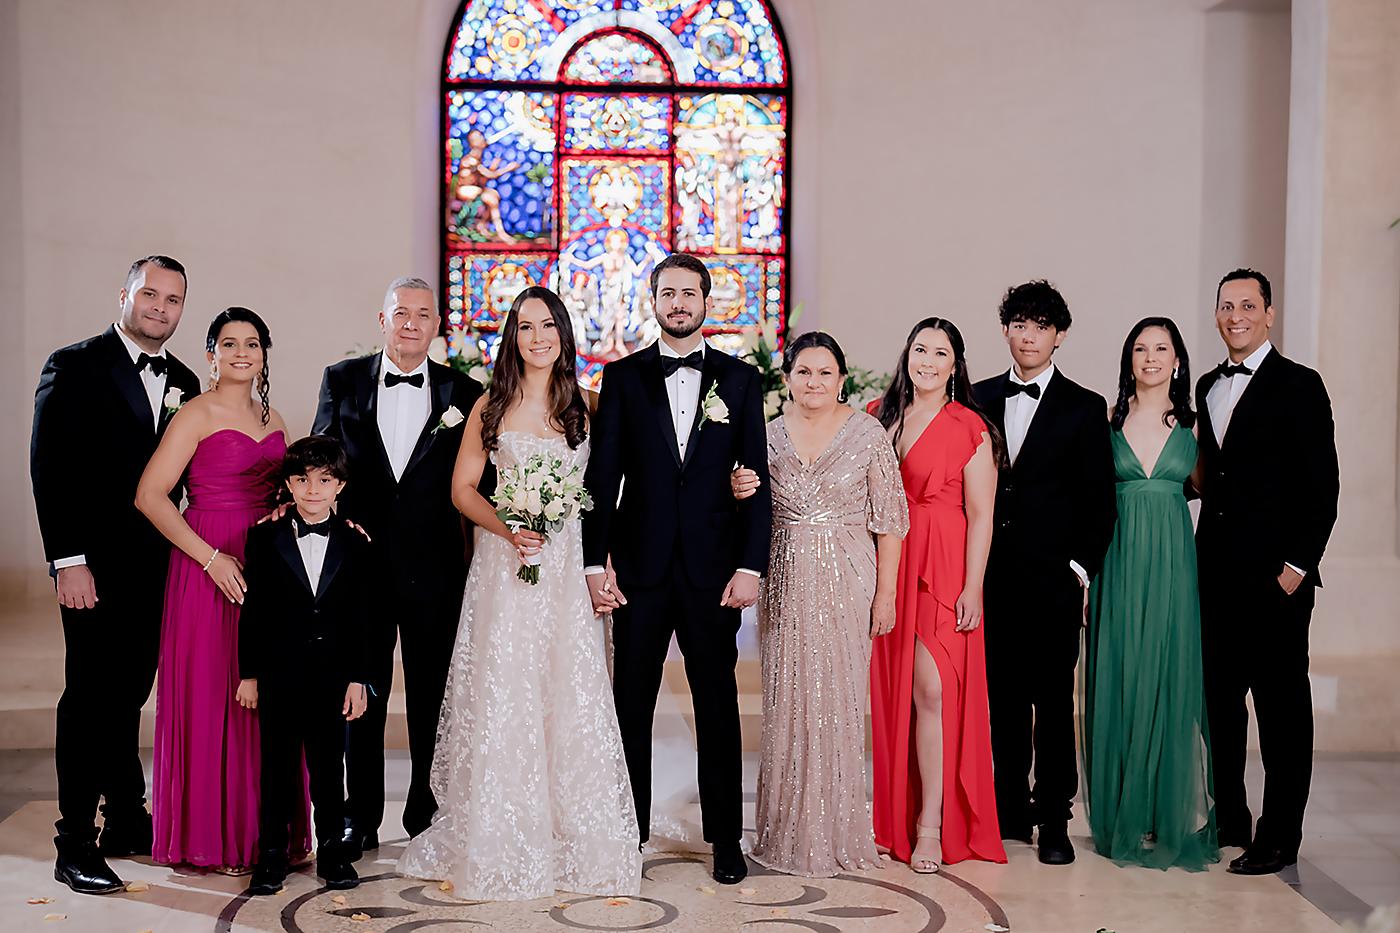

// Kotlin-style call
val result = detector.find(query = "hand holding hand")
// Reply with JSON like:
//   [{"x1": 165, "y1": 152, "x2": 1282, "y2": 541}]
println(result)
[
  {"x1": 1278, "y1": 565, "x2": 1305, "y2": 596},
  {"x1": 206, "y1": 552, "x2": 247, "y2": 604},
  {"x1": 55, "y1": 565, "x2": 98, "y2": 610},
  {"x1": 870, "y1": 591, "x2": 896, "y2": 637},
  {"x1": 955, "y1": 586, "x2": 983, "y2": 632},
  {"x1": 235, "y1": 678, "x2": 258, "y2": 710},
  {"x1": 720, "y1": 572, "x2": 760, "y2": 609},
  {"x1": 730, "y1": 465, "x2": 760, "y2": 501},
  {"x1": 587, "y1": 565, "x2": 626, "y2": 615},
  {"x1": 343, "y1": 683, "x2": 367, "y2": 721}
]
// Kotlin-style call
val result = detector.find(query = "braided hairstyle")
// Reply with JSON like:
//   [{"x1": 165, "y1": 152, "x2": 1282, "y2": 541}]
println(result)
[{"x1": 206, "y1": 307, "x2": 273, "y2": 426}]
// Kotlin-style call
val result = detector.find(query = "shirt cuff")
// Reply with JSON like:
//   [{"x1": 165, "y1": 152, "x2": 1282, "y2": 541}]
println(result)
[
  {"x1": 53, "y1": 555, "x2": 86, "y2": 569},
  {"x1": 736, "y1": 568, "x2": 761, "y2": 578},
  {"x1": 584, "y1": 566, "x2": 605, "y2": 576},
  {"x1": 1069, "y1": 560, "x2": 1089, "y2": 588},
  {"x1": 1284, "y1": 562, "x2": 1306, "y2": 577}
]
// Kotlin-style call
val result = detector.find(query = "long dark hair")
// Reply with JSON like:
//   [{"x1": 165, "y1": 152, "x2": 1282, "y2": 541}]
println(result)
[
  {"x1": 875, "y1": 317, "x2": 1004, "y2": 463},
  {"x1": 1111, "y1": 317, "x2": 1195, "y2": 431},
  {"x1": 481, "y1": 286, "x2": 588, "y2": 451},
  {"x1": 206, "y1": 306, "x2": 272, "y2": 426}
]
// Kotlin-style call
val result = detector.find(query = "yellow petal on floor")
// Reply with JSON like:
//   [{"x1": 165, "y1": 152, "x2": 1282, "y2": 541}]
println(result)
[
  {"x1": 739, "y1": 887, "x2": 757, "y2": 895},
  {"x1": 439, "y1": 880, "x2": 453, "y2": 892},
  {"x1": 43, "y1": 913, "x2": 66, "y2": 921},
  {"x1": 124, "y1": 881, "x2": 150, "y2": 893},
  {"x1": 27, "y1": 897, "x2": 55, "y2": 904},
  {"x1": 330, "y1": 895, "x2": 348, "y2": 905},
  {"x1": 350, "y1": 912, "x2": 371, "y2": 922},
  {"x1": 698, "y1": 885, "x2": 716, "y2": 895},
  {"x1": 606, "y1": 897, "x2": 629, "y2": 906}
]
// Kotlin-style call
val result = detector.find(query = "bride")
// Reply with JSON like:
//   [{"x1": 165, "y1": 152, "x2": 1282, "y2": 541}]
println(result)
[{"x1": 397, "y1": 286, "x2": 641, "y2": 900}]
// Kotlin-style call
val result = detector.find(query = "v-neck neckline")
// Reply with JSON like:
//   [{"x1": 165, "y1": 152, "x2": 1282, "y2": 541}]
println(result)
[
  {"x1": 782, "y1": 410, "x2": 856, "y2": 469},
  {"x1": 1121, "y1": 423, "x2": 1181, "y2": 479}
]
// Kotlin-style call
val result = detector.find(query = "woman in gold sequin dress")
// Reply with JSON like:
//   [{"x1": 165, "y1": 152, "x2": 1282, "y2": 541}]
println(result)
[{"x1": 733, "y1": 332, "x2": 909, "y2": 876}]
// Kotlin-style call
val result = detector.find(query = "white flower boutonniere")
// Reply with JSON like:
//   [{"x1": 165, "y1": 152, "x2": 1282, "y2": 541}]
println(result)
[
  {"x1": 699, "y1": 383, "x2": 730, "y2": 429},
  {"x1": 432, "y1": 405, "x2": 465, "y2": 434},
  {"x1": 163, "y1": 387, "x2": 185, "y2": 417}
]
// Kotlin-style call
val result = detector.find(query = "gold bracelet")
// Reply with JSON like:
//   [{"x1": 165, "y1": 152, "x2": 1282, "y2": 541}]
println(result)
[{"x1": 202, "y1": 549, "x2": 220, "y2": 572}]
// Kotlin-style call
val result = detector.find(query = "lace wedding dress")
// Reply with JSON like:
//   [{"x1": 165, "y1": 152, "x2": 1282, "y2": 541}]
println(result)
[{"x1": 397, "y1": 432, "x2": 641, "y2": 900}]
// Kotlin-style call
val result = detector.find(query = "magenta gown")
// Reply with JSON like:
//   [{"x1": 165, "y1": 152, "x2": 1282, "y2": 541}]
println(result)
[{"x1": 152, "y1": 428, "x2": 311, "y2": 868}]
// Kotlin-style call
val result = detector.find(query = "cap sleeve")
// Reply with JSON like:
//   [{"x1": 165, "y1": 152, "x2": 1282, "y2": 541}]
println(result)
[{"x1": 864, "y1": 417, "x2": 909, "y2": 538}]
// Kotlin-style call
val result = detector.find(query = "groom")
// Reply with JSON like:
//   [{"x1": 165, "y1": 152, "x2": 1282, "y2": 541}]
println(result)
[
  {"x1": 584, "y1": 253, "x2": 771, "y2": 885},
  {"x1": 30, "y1": 255, "x2": 201, "y2": 893}
]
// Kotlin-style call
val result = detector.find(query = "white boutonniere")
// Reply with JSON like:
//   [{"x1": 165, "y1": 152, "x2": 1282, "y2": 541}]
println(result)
[
  {"x1": 699, "y1": 383, "x2": 730, "y2": 428},
  {"x1": 432, "y1": 405, "x2": 465, "y2": 434},
  {"x1": 163, "y1": 387, "x2": 185, "y2": 417}
]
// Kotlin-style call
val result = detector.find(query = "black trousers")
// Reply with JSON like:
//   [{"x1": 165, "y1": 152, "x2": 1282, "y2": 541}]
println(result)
[
  {"x1": 1201, "y1": 572, "x2": 1315, "y2": 855},
  {"x1": 54, "y1": 563, "x2": 163, "y2": 842},
  {"x1": 259, "y1": 676, "x2": 348, "y2": 853},
  {"x1": 611, "y1": 562, "x2": 743, "y2": 845},
  {"x1": 984, "y1": 573, "x2": 1082, "y2": 833},
  {"x1": 345, "y1": 589, "x2": 461, "y2": 838}
]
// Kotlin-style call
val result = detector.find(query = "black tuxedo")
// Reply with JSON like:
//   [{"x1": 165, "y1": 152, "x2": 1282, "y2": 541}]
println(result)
[
  {"x1": 1195, "y1": 347, "x2": 1338, "y2": 855},
  {"x1": 312, "y1": 354, "x2": 481, "y2": 837},
  {"x1": 239, "y1": 514, "x2": 373, "y2": 853},
  {"x1": 29, "y1": 325, "x2": 200, "y2": 843},
  {"x1": 582, "y1": 342, "x2": 771, "y2": 843},
  {"x1": 972, "y1": 368, "x2": 1116, "y2": 833}
]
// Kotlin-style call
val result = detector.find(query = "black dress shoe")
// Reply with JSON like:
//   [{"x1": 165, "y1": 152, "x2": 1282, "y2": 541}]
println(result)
[
  {"x1": 1036, "y1": 824, "x2": 1075, "y2": 865},
  {"x1": 340, "y1": 827, "x2": 379, "y2": 862},
  {"x1": 54, "y1": 841, "x2": 125, "y2": 895},
  {"x1": 1227, "y1": 844, "x2": 1295, "y2": 875},
  {"x1": 712, "y1": 841, "x2": 748, "y2": 885},
  {"x1": 98, "y1": 813, "x2": 154, "y2": 858},
  {"x1": 318, "y1": 844, "x2": 360, "y2": 890},
  {"x1": 246, "y1": 851, "x2": 288, "y2": 897}
]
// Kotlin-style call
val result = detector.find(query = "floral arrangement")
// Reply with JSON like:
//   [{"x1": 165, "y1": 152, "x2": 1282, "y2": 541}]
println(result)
[
  {"x1": 491, "y1": 452, "x2": 594, "y2": 585},
  {"x1": 739, "y1": 304, "x2": 893, "y2": 421},
  {"x1": 429, "y1": 324, "x2": 492, "y2": 388}
]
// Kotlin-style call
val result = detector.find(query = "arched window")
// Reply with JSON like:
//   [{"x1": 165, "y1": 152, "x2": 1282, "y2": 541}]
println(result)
[{"x1": 441, "y1": 0, "x2": 791, "y2": 387}]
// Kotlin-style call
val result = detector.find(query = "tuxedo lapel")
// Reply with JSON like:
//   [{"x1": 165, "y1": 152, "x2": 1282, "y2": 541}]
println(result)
[
  {"x1": 273, "y1": 521, "x2": 314, "y2": 597},
  {"x1": 315, "y1": 522, "x2": 347, "y2": 602},
  {"x1": 103, "y1": 327, "x2": 156, "y2": 432},
  {"x1": 1012, "y1": 370, "x2": 1061, "y2": 473},
  {"x1": 643, "y1": 346, "x2": 683, "y2": 470},
  {"x1": 1220, "y1": 349, "x2": 1277, "y2": 452},
  {"x1": 355, "y1": 356, "x2": 396, "y2": 481},
  {"x1": 402, "y1": 363, "x2": 453, "y2": 481},
  {"x1": 681, "y1": 351, "x2": 720, "y2": 472}
]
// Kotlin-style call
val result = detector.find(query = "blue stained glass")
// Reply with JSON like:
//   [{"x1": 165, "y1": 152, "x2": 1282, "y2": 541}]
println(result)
[
  {"x1": 451, "y1": 253, "x2": 555, "y2": 327},
  {"x1": 562, "y1": 94, "x2": 672, "y2": 153},
  {"x1": 561, "y1": 32, "x2": 672, "y2": 83},
  {"x1": 446, "y1": 0, "x2": 617, "y2": 81},
  {"x1": 562, "y1": 158, "x2": 670, "y2": 236},
  {"x1": 446, "y1": 91, "x2": 558, "y2": 250},
  {"x1": 674, "y1": 93, "x2": 785, "y2": 254},
  {"x1": 700, "y1": 255, "x2": 766, "y2": 329},
  {"x1": 618, "y1": 0, "x2": 786, "y2": 85}
]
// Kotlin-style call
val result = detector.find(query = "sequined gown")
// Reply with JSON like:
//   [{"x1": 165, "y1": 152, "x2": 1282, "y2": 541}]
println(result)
[
  {"x1": 397, "y1": 432, "x2": 641, "y2": 901},
  {"x1": 751, "y1": 412, "x2": 909, "y2": 877}
]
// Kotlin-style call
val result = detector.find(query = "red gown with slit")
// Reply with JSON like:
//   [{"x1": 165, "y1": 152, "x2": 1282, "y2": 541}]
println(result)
[{"x1": 869, "y1": 401, "x2": 1006, "y2": 865}]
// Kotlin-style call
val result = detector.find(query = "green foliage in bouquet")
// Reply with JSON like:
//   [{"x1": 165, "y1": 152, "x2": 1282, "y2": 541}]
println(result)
[{"x1": 491, "y1": 452, "x2": 594, "y2": 585}]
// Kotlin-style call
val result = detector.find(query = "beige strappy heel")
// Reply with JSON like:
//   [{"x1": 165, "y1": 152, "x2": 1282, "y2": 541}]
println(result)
[{"x1": 911, "y1": 824, "x2": 941, "y2": 874}]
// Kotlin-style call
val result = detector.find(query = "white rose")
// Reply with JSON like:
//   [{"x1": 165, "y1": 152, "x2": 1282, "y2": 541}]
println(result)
[
  {"x1": 524, "y1": 488, "x2": 543, "y2": 515},
  {"x1": 427, "y1": 336, "x2": 449, "y2": 364},
  {"x1": 458, "y1": 337, "x2": 481, "y2": 362},
  {"x1": 704, "y1": 395, "x2": 730, "y2": 425},
  {"x1": 440, "y1": 405, "x2": 464, "y2": 429},
  {"x1": 510, "y1": 486, "x2": 530, "y2": 511},
  {"x1": 763, "y1": 389, "x2": 783, "y2": 419},
  {"x1": 163, "y1": 387, "x2": 184, "y2": 410},
  {"x1": 543, "y1": 499, "x2": 566, "y2": 522},
  {"x1": 468, "y1": 365, "x2": 490, "y2": 386}
]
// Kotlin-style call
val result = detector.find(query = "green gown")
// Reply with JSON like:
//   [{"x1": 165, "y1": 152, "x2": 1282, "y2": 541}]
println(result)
[{"x1": 1081, "y1": 425, "x2": 1219, "y2": 870}]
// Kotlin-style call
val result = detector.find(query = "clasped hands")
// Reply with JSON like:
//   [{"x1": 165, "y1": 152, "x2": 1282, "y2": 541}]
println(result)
[{"x1": 586, "y1": 564, "x2": 759, "y2": 616}]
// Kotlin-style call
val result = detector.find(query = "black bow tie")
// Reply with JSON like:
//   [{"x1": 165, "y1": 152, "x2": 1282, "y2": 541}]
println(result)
[
  {"x1": 660, "y1": 351, "x2": 703, "y2": 377},
  {"x1": 1004, "y1": 380, "x2": 1041, "y2": 400},
  {"x1": 297, "y1": 519, "x2": 331, "y2": 538},
  {"x1": 384, "y1": 371, "x2": 424, "y2": 389},
  {"x1": 1212, "y1": 361, "x2": 1254, "y2": 381},
  {"x1": 136, "y1": 352, "x2": 167, "y2": 377}
]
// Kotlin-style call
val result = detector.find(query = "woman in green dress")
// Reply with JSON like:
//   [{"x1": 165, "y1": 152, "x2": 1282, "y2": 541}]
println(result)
[{"x1": 1081, "y1": 317, "x2": 1219, "y2": 871}]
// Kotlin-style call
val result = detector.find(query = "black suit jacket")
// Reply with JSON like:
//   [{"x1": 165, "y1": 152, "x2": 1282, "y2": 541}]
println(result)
[
  {"x1": 973, "y1": 368, "x2": 1117, "y2": 584},
  {"x1": 582, "y1": 343, "x2": 772, "y2": 590},
  {"x1": 238, "y1": 515, "x2": 374, "y2": 689},
  {"x1": 30, "y1": 325, "x2": 201, "y2": 575},
  {"x1": 312, "y1": 355, "x2": 482, "y2": 602},
  {"x1": 1195, "y1": 347, "x2": 1339, "y2": 588}
]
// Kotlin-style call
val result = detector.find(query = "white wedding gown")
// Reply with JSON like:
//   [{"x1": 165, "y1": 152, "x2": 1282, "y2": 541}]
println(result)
[{"x1": 397, "y1": 432, "x2": 641, "y2": 900}]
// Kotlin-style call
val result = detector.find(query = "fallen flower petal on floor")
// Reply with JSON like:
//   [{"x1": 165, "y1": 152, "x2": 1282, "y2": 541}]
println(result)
[
  {"x1": 439, "y1": 880, "x2": 453, "y2": 893},
  {"x1": 124, "y1": 881, "x2": 150, "y2": 893},
  {"x1": 698, "y1": 885, "x2": 716, "y2": 895},
  {"x1": 43, "y1": 913, "x2": 66, "y2": 921},
  {"x1": 350, "y1": 912, "x2": 371, "y2": 922},
  {"x1": 330, "y1": 895, "x2": 348, "y2": 905},
  {"x1": 27, "y1": 897, "x2": 56, "y2": 904}
]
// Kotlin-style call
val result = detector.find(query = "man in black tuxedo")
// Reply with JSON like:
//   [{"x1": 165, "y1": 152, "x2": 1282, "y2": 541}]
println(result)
[
  {"x1": 972, "y1": 280, "x2": 1116, "y2": 866},
  {"x1": 583, "y1": 254, "x2": 771, "y2": 885},
  {"x1": 312, "y1": 276, "x2": 482, "y2": 849},
  {"x1": 1197, "y1": 268, "x2": 1339, "y2": 875},
  {"x1": 29, "y1": 255, "x2": 201, "y2": 894}
]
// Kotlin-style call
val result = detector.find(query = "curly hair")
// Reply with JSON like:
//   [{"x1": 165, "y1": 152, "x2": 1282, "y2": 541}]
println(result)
[{"x1": 998, "y1": 279, "x2": 1072, "y2": 331}]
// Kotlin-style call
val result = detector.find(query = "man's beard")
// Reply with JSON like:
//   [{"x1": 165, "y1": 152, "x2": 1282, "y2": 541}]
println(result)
[{"x1": 659, "y1": 313, "x2": 703, "y2": 339}]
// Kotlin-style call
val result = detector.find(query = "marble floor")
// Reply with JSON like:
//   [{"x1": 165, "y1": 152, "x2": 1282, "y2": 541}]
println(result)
[{"x1": 0, "y1": 749, "x2": 1395, "y2": 933}]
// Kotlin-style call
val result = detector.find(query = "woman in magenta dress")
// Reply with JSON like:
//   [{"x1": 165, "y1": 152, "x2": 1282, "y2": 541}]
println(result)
[
  {"x1": 136, "y1": 307, "x2": 309, "y2": 871},
  {"x1": 869, "y1": 317, "x2": 1006, "y2": 872}
]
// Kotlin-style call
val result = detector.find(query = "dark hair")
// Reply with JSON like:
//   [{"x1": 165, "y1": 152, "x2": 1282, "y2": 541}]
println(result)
[
  {"x1": 998, "y1": 279, "x2": 1072, "y2": 331},
  {"x1": 782, "y1": 331, "x2": 848, "y2": 375},
  {"x1": 1216, "y1": 268, "x2": 1272, "y2": 308},
  {"x1": 124, "y1": 255, "x2": 187, "y2": 292},
  {"x1": 481, "y1": 286, "x2": 588, "y2": 451},
  {"x1": 649, "y1": 253, "x2": 711, "y2": 299},
  {"x1": 281, "y1": 434, "x2": 350, "y2": 484},
  {"x1": 206, "y1": 307, "x2": 273, "y2": 426},
  {"x1": 1110, "y1": 317, "x2": 1196, "y2": 431},
  {"x1": 875, "y1": 317, "x2": 1005, "y2": 464}
]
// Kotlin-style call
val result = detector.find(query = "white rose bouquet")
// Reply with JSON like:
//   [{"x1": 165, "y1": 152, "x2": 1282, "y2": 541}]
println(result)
[{"x1": 491, "y1": 452, "x2": 593, "y2": 585}]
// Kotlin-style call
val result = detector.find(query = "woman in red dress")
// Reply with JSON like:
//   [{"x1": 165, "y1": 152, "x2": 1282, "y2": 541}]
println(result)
[{"x1": 869, "y1": 318, "x2": 1006, "y2": 872}]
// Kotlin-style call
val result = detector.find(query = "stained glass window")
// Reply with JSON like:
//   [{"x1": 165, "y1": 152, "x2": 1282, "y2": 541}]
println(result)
[{"x1": 441, "y1": 0, "x2": 791, "y2": 387}]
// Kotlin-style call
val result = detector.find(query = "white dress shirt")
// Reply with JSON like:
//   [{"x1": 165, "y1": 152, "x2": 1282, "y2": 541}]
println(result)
[
  {"x1": 377, "y1": 352, "x2": 431, "y2": 482},
  {"x1": 294, "y1": 517, "x2": 330, "y2": 592},
  {"x1": 1206, "y1": 341, "x2": 1273, "y2": 447},
  {"x1": 1003, "y1": 363, "x2": 1056, "y2": 466},
  {"x1": 659, "y1": 338, "x2": 705, "y2": 461},
  {"x1": 54, "y1": 325, "x2": 169, "y2": 571}
]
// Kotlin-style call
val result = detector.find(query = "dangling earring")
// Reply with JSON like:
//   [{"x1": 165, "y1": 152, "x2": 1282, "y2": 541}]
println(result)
[
  {"x1": 208, "y1": 361, "x2": 219, "y2": 388},
  {"x1": 837, "y1": 387, "x2": 849, "y2": 404}
]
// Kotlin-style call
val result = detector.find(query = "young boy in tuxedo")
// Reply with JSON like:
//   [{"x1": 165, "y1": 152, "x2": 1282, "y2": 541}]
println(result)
[{"x1": 237, "y1": 435, "x2": 374, "y2": 895}]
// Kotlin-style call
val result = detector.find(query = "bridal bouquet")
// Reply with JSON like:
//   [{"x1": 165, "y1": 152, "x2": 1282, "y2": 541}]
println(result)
[{"x1": 492, "y1": 452, "x2": 593, "y2": 585}]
